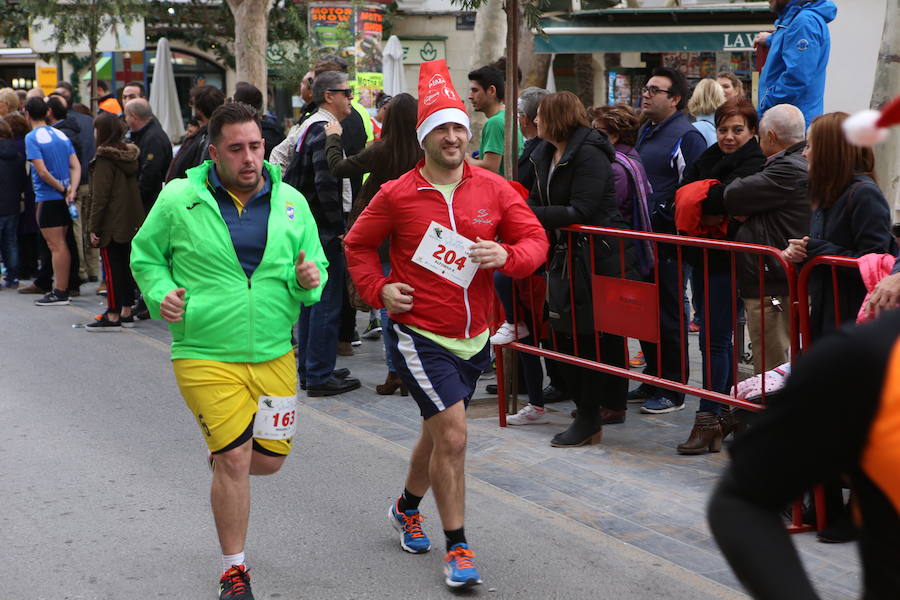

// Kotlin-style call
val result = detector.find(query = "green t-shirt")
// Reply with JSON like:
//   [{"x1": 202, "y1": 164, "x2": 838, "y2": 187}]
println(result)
[
  {"x1": 478, "y1": 109, "x2": 524, "y2": 177},
  {"x1": 408, "y1": 177, "x2": 489, "y2": 359}
]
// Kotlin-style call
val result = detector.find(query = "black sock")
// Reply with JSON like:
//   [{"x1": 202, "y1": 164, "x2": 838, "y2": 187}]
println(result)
[
  {"x1": 444, "y1": 527, "x2": 466, "y2": 551},
  {"x1": 397, "y1": 488, "x2": 423, "y2": 513}
]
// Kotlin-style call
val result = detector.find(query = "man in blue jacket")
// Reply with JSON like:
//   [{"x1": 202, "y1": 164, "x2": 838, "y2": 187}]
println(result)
[
  {"x1": 756, "y1": 0, "x2": 837, "y2": 126},
  {"x1": 632, "y1": 66, "x2": 707, "y2": 415}
]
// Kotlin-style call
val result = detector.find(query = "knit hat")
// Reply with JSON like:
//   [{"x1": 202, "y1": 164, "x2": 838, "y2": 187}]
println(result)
[
  {"x1": 415, "y1": 59, "x2": 471, "y2": 148},
  {"x1": 843, "y1": 94, "x2": 900, "y2": 147}
]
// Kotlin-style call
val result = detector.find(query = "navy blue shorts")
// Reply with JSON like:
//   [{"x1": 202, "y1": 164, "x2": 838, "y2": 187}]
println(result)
[{"x1": 385, "y1": 321, "x2": 491, "y2": 420}]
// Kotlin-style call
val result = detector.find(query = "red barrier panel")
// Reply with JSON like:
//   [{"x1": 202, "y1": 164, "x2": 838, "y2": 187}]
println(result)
[{"x1": 497, "y1": 225, "x2": 799, "y2": 417}]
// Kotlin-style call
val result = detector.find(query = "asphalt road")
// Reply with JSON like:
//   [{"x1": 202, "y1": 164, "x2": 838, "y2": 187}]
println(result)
[{"x1": 2, "y1": 289, "x2": 745, "y2": 599}]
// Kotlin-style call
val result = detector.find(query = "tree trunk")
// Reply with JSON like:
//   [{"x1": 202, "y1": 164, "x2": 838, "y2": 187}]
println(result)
[
  {"x1": 469, "y1": 0, "x2": 506, "y2": 72},
  {"x1": 871, "y1": 0, "x2": 900, "y2": 218},
  {"x1": 467, "y1": 0, "x2": 506, "y2": 149},
  {"x1": 574, "y1": 53, "x2": 594, "y2": 108},
  {"x1": 226, "y1": 0, "x2": 274, "y2": 106}
]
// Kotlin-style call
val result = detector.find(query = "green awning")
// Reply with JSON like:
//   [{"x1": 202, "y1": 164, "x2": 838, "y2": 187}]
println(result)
[
  {"x1": 535, "y1": 30, "x2": 763, "y2": 54},
  {"x1": 81, "y1": 56, "x2": 112, "y2": 80}
]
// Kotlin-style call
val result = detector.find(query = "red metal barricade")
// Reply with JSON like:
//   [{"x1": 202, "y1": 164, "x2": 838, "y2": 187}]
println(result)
[
  {"x1": 496, "y1": 225, "x2": 800, "y2": 426},
  {"x1": 494, "y1": 227, "x2": 866, "y2": 535}
]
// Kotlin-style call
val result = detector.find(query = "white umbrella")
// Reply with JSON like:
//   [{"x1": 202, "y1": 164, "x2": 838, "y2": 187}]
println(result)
[
  {"x1": 382, "y1": 35, "x2": 406, "y2": 96},
  {"x1": 149, "y1": 37, "x2": 185, "y2": 143}
]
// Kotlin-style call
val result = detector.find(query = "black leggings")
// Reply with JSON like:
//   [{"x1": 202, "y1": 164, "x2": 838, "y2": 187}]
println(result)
[{"x1": 100, "y1": 241, "x2": 135, "y2": 314}]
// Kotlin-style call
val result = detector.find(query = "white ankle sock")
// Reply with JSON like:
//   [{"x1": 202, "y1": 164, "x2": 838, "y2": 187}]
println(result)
[{"x1": 223, "y1": 551, "x2": 245, "y2": 573}]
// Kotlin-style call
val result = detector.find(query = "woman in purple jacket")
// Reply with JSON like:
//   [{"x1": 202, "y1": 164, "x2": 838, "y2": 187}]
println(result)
[{"x1": 589, "y1": 105, "x2": 653, "y2": 276}]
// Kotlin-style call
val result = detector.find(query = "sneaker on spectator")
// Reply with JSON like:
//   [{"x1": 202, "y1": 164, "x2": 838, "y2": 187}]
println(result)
[
  {"x1": 629, "y1": 351, "x2": 646, "y2": 367},
  {"x1": 350, "y1": 330, "x2": 362, "y2": 347},
  {"x1": 640, "y1": 396, "x2": 685, "y2": 414},
  {"x1": 689, "y1": 321, "x2": 700, "y2": 334},
  {"x1": 490, "y1": 322, "x2": 529, "y2": 346},
  {"x1": 120, "y1": 314, "x2": 135, "y2": 328},
  {"x1": 96, "y1": 281, "x2": 107, "y2": 296},
  {"x1": 362, "y1": 319, "x2": 382, "y2": 340},
  {"x1": 5, "y1": 279, "x2": 19, "y2": 289},
  {"x1": 18, "y1": 283, "x2": 49, "y2": 295},
  {"x1": 507, "y1": 403, "x2": 549, "y2": 425},
  {"x1": 34, "y1": 289, "x2": 70, "y2": 306},
  {"x1": 627, "y1": 386, "x2": 654, "y2": 403},
  {"x1": 85, "y1": 313, "x2": 123, "y2": 332}
]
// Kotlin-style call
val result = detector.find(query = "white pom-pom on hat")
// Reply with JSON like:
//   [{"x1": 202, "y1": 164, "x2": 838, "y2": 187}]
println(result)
[
  {"x1": 843, "y1": 110, "x2": 889, "y2": 146},
  {"x1": 843, "y1": 95, "x2": 900, "y2": 147}
]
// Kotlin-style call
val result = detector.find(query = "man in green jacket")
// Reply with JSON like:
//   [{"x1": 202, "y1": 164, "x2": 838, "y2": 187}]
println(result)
[{"x1": 131, "y1": 102, "x2": 327, "y2": 600}]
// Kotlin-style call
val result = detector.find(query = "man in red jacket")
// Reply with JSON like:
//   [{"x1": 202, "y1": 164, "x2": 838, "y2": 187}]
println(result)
[{"x1": 344, "y1": 59, "x2": 548, "y2": 589}]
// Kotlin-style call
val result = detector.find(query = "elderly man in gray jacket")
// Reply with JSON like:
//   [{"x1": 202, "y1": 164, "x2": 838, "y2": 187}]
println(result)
[{"x1": 724, "y1": 104, "x2": 810, "y2": 374}]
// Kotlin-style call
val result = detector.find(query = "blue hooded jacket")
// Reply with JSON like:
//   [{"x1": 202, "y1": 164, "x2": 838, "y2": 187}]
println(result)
[{"x1": 758, "y1": 0, "x2": 837, "y2": 126}]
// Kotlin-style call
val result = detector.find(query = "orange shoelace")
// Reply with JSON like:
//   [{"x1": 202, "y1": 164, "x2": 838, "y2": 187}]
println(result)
[
  {"x1": 402, "y1": 512, "x2": 426, "y2": 539},
  {"x1": 446, "y1": 546, "x2": 475, "y2": 569},
  {"x1": 220, "y1": 565, "x2": 250, "y2": 593}
]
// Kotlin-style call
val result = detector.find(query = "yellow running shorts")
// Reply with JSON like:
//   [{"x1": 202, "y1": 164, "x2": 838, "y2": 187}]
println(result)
[{"x1": 172, "y1": 351, "x2": 297, "y2": 456}]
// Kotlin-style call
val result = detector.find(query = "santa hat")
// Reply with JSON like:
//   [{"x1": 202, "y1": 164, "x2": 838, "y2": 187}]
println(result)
[
  {"x1": 416, "y1": 59, "x2": 471, "y2": 147},
  {"x1": 843, "y1": 94, "x2": 900, "y2": 147}
]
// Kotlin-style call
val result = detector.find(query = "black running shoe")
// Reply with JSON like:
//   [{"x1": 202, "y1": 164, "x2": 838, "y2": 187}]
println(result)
[
  {"x1": 85, "y1": 313, "x2": 123, "y2": 332},
  {"x1": 219, "y1": 565, "x2": 254, "y2": 599},
  {"x1": 34, "y1": 289, "x2": 70, "y2": 306},
  {"x1": 119, "y1": 314, "x2": 135, "y2": 328}
]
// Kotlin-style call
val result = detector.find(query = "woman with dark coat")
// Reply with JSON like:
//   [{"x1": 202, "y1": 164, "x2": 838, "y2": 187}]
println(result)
[
  {"x1": 783, "y1": 111, "x2": 898, "y2": 342},
  {"x1": 85, "y1": 112, "x2": 144, "y2": 331},
  {"x1": 0, "y1": 119, "x2": 26, "y2": 287},
  {"x1": 324, "y1": 93, "x2": 423, "y2": 394},
  {"x1": 673, "y1": 98, "x2": 766, "y2": 455},
  {"x1": 528, "y1": 91, "x2": 636, "y2": 447}
]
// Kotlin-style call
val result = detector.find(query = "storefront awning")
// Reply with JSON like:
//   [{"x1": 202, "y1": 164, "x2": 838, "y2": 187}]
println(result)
[
  {"x1": 535, "y1": 25, "x2": 769, "y2": 54},
  {"x1": 534, "y1": 6, "x2": 774, "y2": 54},
  {"x1": 81, "y1": 56, "x2": 112, "y2": 80}
]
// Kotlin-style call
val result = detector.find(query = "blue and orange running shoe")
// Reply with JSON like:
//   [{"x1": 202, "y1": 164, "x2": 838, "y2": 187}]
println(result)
[
  {"x1": 444, "y1": 543, "x2": 482, "y2": 588},
  {"x1": 389, "y1": 500, "x2": 431, "y2": 553}
]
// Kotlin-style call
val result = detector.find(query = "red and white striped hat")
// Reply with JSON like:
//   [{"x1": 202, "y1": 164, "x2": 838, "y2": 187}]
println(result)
[{"x1": 415, "y1": 59, "x2": 471, "y2": 148}]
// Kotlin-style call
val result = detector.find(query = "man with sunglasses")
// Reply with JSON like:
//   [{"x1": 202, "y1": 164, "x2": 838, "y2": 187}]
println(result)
[
  {"x1": 284, "y1": 70, "x2": 362, "y2": 397},
  {"x1": 630, "y1": 66, "x2": 707, "y2": 416}
]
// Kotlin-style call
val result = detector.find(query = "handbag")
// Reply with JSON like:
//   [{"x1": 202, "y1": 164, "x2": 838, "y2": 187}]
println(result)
[{"x1": 547, "y1": 234, "x2": 595, "y2": 335}]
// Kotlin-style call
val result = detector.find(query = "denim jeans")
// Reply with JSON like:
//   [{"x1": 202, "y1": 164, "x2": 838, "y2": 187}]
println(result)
[
  {"x1": 0, "y1": 214, "x2": 19, "y2": 282},
  {"x1": 693, "y1": 268, "x2": 736, "y2": 415},
  {"x1": 297, "y1": 235, "x2": 344, "y2": 387},
  {"x1": 639, "y1": 253, "x2": 690, "y2": 402}
]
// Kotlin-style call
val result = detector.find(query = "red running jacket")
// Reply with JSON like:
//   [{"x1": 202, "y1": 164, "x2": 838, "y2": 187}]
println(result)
[
  {"x1": 674, "y1": 178, "x2": 728, "y2": 238},
  {"x1": 344, "y1": 160, "x2": 549, "y2": 339}
]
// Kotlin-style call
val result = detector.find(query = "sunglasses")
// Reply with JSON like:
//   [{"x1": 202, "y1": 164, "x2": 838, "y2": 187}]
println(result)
[
  {"x1": 376, "y1": 95, "x2": 393, "y2": 109},
  {"x1": 327, "y1": 88, "x2": 353, "y2": 99}
]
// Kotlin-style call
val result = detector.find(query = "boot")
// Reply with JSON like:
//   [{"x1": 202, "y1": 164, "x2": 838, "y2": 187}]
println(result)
[
  {"x1": 376, "y1": 371, "x2": 408, "y2": 396},
  {"x1": 551, "y1": 399, "x2": 602, "y2": 447},
  {"x1": 719, "y1": 409, "x2": 747, "y2": 439},
  {"x1": 569, "y1": 407, "x2": 626, "y2": 425},
  {"x1": 677, "y1": 411, "x2": 724, "y2": 455}
]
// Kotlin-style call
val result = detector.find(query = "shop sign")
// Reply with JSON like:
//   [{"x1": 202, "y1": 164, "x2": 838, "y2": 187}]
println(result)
[
  {"x1": 36, "y1": 66, "x2": 58, "y2": 95},
  {"x1": 307, "y1": 3, "x2": 386, "y2": 110},
  {"x1": 400, "y1": 39, "x2": 446, "y2": 65},
  {"x1": 722, "y1": 32, "x2": 757, "y2": 52}
]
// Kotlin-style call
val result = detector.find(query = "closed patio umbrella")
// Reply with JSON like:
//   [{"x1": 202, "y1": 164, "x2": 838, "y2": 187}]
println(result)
[{"x1": 149, "y1": 37, "x2": 185, "y2": 144}]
